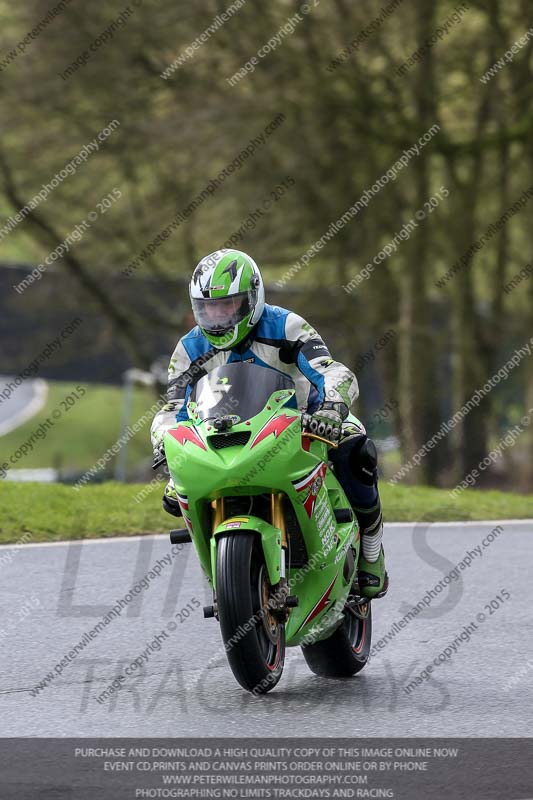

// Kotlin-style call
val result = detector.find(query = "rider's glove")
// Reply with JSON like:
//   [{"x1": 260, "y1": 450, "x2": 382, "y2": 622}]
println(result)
[
  {"x1": 152, "y1": 441, "x2": 167, "y2": 470},
  {"x1": 302, "y1": 402, "x2": 348, "y2": 444}
]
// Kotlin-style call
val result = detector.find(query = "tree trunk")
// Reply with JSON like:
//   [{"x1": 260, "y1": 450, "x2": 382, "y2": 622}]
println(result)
[{"x1": 397, "y1": 0, "x2": 439, "y2": 484}]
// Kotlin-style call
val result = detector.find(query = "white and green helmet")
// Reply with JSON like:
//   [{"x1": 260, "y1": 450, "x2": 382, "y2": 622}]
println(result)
[{"x1": 189, "y1": 249, "x2": 265, "y2": 349}]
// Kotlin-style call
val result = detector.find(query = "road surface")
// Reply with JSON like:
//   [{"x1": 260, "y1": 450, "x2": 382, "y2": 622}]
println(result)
[
  {"x1": 0, "y1": 520, "x2": 531, "y2": 736},
  {"x1": 0, "y1": 376, "x2": 47, "y2": 435}
]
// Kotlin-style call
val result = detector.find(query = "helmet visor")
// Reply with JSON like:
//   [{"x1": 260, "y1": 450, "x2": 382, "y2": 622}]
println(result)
[{"x1": 191, "y1": 291, "x2": 255, "y2": 334}]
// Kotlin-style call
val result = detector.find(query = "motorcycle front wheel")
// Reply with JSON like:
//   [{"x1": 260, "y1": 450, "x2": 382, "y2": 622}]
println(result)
[{"x1": 216, "y1": 533, "x2": 285, "y2": 693}]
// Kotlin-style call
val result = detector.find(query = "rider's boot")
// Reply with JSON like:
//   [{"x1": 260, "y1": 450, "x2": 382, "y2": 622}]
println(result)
[{"x1": 353, "y1": 498, "x2": 389, "y2": 599}]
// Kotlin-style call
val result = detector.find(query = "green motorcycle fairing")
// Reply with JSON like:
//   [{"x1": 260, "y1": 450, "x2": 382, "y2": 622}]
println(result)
[{"x1": 163, "y1": 362, "x2": 359, "y2": 646}]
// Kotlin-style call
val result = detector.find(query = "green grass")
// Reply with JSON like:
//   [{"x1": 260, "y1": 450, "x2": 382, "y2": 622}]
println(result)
[
  {"x1": 379, "y1": 483, "x2": 533, "y2": 522},
  {"x1": 0, "y1": 381, "x2": 157, "y2": 474},
  {"x1": 0, "y1": 481, "x2": 531, "y2": 545},
  {"x1": 0, "y1": 481, "x2": 170, "y2": 543}
]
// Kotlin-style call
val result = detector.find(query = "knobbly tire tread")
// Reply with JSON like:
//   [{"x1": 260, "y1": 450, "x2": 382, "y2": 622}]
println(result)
[
  {"x1": 216, "y1": 533, "x2": 285, "y2": 693},
  {"x1": 301, "y1": 604, "x2": 372, "y2": 678}
]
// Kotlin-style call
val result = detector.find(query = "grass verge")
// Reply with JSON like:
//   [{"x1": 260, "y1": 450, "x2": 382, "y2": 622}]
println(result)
[
  {"x1": 1, "y1": 381, "x2": 157, "y2": 474},
  {"x1": 0, "y1": 481, "x2": 532, "y2": 544},
  {"x1": 0, "y1": 481, "x2": 169, "y2": 543}
]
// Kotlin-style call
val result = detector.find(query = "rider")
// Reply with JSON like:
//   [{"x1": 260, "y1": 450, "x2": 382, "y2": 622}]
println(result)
[{"x1": 150, "y1": 249, "x2": 388, "y2": 599}]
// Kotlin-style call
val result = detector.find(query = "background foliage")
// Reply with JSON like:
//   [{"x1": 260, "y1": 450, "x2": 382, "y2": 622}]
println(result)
[{"x1": 1, "y1": 0, "x2": 532, "y2": 490}]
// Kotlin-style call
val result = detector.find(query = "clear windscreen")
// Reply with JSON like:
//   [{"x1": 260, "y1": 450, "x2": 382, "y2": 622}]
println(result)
[{"x1": 190, "y1": 362, "x2": 296, "y2": 423}]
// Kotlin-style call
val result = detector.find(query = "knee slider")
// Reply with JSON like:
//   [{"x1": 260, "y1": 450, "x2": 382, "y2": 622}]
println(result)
[{"x1": 349, "y1": 436, "x2": 378, "y2": 486}]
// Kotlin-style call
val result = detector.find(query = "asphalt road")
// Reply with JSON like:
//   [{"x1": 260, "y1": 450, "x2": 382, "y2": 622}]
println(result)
[
  {"x1": 1, "y1": 520, "x2": 531, "y2": 737},
  {"x1": 0, "y1": 376, "x2": 47, "y2": 435}
]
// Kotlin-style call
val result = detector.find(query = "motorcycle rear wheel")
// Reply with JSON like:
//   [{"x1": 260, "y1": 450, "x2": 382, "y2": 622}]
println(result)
[
  {"x1": 216, "y1": 533, "x2": 285, "y2": 693},
  {"x1": 301, "y1": 600, "x2": 372, "y2": 678}
]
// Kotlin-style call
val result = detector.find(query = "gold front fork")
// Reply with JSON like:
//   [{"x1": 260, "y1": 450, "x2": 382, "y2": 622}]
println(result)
[
  {"x1": 211, "y1": 497, "x2": 225, "y2": 531},
  {"x1": 271, "y1": 492, "x2": 287, "y2": 548}
]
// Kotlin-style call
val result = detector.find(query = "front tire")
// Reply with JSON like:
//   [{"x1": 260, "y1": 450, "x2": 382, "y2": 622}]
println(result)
[
  {"x1": 216, "y1": 533, "x2": 285, "y2": 693},
  {"x1": 301, "y1": 601, "x2": 372, "y2": 677}
]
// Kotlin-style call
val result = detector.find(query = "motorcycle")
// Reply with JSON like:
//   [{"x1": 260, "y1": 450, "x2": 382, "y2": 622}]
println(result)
[{"x1": 163, "y1": 361, "x2": 372, "y2": 693}]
